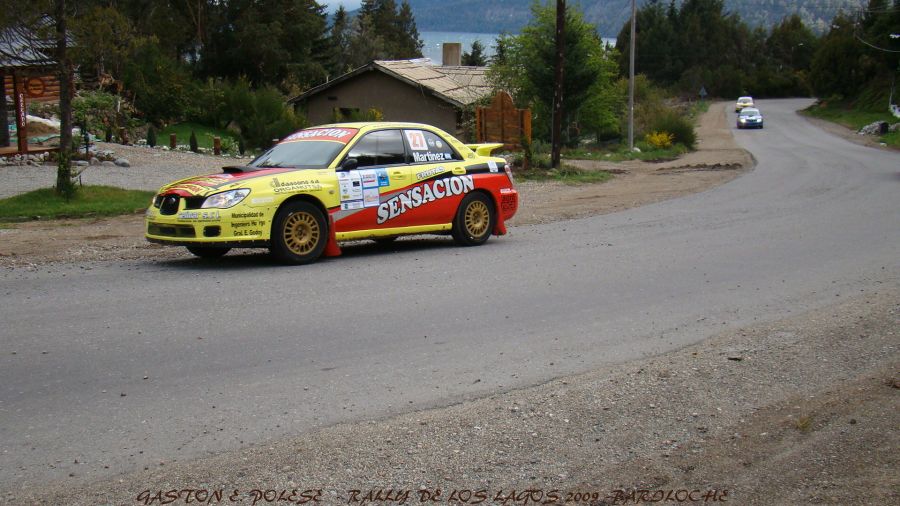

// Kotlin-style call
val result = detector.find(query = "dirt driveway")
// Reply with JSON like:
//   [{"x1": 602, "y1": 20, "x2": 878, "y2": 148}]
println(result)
[{"x1": 0, "y1": 102, "x2": 750, "y2": 268}]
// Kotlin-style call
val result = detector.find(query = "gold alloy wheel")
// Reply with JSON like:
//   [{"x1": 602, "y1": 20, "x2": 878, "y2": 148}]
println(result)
[
  {"x1": 464, "y1": 200, "x2": 490, "y2": 237},
  {"x1": 282, "y1": 211, "x2": 320, "y2": 255}
]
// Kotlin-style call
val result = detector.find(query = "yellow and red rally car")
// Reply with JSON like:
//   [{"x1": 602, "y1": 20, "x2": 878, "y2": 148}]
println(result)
[{"x1": 145, "y1": 122, "x2": 519, "y2": 264}]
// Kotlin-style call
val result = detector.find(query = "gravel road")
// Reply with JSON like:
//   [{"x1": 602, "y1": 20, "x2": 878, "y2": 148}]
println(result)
[{"x1": 0, "y1": 144, "x2": 241, "y2": 200}]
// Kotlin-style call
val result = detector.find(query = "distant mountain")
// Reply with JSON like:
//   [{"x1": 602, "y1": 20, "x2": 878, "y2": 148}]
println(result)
[{"x1": 405, "y1": 0, "x2": 864, "y2": 36}]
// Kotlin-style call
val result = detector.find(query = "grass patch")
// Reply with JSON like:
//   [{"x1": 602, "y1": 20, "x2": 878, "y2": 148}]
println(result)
[
  {"x1": 687, "y1": 99, "x2": 711, "y2": 119},
  {"x1": 159, "y1": 122, "x2": 239, "y2": 150},
  {"x1": 0, "y1": 186, "x2": 154, "y2": 221},
  {"x1": 803, "y1": 102, "x2": 900, "y2": 148},
  {"x1": 565, "y1": 143, "x2": 688, "y2": 162},
  {"x1": 513, "y1": 165, "x2": 613, "y2": 185}
]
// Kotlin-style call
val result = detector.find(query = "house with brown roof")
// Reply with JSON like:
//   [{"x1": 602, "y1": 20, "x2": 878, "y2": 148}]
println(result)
[{"x1": 288, "y1": 58, "x2": 493, "y2": 139}]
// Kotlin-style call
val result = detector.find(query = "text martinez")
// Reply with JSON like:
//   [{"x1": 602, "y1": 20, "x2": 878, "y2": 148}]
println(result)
[{"x1": 376, "y1": 175, "x2": 474, "y2": 224}]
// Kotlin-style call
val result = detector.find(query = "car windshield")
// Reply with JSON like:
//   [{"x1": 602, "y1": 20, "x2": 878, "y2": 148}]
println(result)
[
  {"x1": 250, "y1": 141, "x2": 346, "y2": 169},
  {"x1": 740, "y1": 108, "x2": 760, "y2": 116},
  {"x1": 738, "y1": 97, "x2": 752, "y2": 103},
  {"x1": 249, "y1": 127, "x2": 359, "y2": 169}
]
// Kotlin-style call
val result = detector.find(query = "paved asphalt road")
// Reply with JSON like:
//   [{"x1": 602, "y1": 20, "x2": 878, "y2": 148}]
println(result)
[{"x1": 1, "y1": 99, "x2": 898, "y2": 490}]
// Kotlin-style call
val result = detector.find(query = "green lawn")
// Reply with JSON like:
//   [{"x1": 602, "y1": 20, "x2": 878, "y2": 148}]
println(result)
[
  {"x1": 158, "y1": 122, "x2": 239, "y2": 150},
  {"x1": 0, "y1": 186, "x2": 154, "y2": 221},
  {"x1": 803, "y1": 102, "x2": 900, "y2": 148}
]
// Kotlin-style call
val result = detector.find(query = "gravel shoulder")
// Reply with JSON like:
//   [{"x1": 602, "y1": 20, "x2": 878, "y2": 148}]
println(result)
[{"x1": 0, "y1": 102, "x2": 749, "y2": 268}]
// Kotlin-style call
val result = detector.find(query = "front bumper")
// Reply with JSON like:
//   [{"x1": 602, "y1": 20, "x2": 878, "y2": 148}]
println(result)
[{"x1": 145, "y1": 198, "x2": 272, "y2": 247}]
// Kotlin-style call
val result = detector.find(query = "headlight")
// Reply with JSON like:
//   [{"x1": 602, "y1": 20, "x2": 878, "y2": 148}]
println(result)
[
  {"x1": 202, "y1": 189, "x2": 250, "y2": 208},
  {"x1": 739, "y1": 118, "x2": 747, "y2": 122}
]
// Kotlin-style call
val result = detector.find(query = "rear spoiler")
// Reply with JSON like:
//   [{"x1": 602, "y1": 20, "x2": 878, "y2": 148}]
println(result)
[{"x1": 465, "y1": 143, "x2": 504, "y2": 157}]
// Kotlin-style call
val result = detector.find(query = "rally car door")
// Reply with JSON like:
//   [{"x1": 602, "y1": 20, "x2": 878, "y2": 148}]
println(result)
[
  {"x1": 398, "y1": 128, "x2": 471, "y2": 229},
  {"x1": 332, "y1": 129, "x2": 413, "y2": 234}
]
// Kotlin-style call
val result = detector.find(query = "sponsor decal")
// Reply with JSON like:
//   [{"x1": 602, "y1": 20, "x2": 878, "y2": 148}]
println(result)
[
  {"x1": 232, "y1": 211, "x2": 262, "y2": 219},
  {"x1": 341, "y1": 201, "x2": 364, "y2": 210},
  {"x1": 251, "y1": 196, "x2": 275, "y2": 204},
  {"x1": 412, "y1": 151, "x2": 451, "y2": 163},
  {"x1": 415, "y1": 166, "x2": 447, "y2": 180},
  {"x1": 165, "y1": 175, "x2": 233, "y2": 195},
  {"x1": 405, "y1": 130, "x2": 428, "y2": 151},
  {"x1": 363, "y1": 187, "x2": 380, "y2": 207},
  {"x1": 376, "y1": 175, "x2": 474, "y2": 224},
  {"x1": 270, "y1": 177, "x2": 322, "y2": 193},
  {"x1": 282, "y1": 128, "x2": 357, "y2": 144},
  {"x1": 177, "y1": 210, "x2": 221, "y2": 221},
  {"x1": 488, "y1": 160, "x2": 498, "y2": 172}
]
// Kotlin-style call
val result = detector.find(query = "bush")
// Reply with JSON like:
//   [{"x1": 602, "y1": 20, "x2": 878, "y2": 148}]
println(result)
[
  {"x1": 189, "y1": 131, "x2": 199, "y2": 152},
  {"x1": 644, "y1": 131, "x2": 674, "y2": 149},
  {"x1": 146, "y1": 125, "x2": 156, "y2": 147},
  {"x1": 72, "y1": 90, "x2": 120, "y2": 138},
  {"x1": 650, "y1": 110, "x2": 696, "y2": 150}
]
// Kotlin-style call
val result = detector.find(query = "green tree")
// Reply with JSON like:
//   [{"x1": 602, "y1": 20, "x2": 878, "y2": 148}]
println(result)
[
  {"x1": 490, "y1": 1, "x2": 616, "y2": 145},
  {"x1": 394, "y1": 1, "x2": 423, "y2": 58},
  {"x1": 810, "y1": 12, "x2": 868, "y2": 98},
  {"x1": 326, "y1": 5, "x2": 352, "y2": 77},
  {"x1": 349, "y1": 0, "x2": 422, "y2": 65},
  {"x1": 462, "y1": 40, "x2": 487, "y2": 66},
  {"x1": 122, "y1": 37, "x2": 195, "y2": 123},
  {"x1": 70, "y1": 5, "x2": 136, "y2": 85},
  {"x1": 201, "y1": 0, "x2": 329, "y2": 93},
  {"x1": 579, "y1": 49, "x2": 625, "y2": 143}
]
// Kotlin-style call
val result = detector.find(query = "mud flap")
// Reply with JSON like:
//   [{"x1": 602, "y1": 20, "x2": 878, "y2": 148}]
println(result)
[
  {"x1": 324, "y1": 214, "x2": 342, "y2": 257},
  {"x1": 493, "y1": 217, "x2": 507, "y2": 236}
]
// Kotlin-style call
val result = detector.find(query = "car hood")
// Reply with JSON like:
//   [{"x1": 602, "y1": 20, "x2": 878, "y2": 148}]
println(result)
[{"x1": 158, "y1": 167, "x2": 297, "y2": 197}]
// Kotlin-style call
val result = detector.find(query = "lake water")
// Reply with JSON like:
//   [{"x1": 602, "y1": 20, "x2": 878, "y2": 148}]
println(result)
[
  {"x1": 420, "y1": 31, "x2": 501, "y2": 64},
  {"x1": 420, "y1": 31, "x2": 617, "y2": 65}
]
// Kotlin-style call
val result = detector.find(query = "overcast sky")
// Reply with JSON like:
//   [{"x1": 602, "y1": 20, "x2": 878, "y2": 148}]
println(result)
[{"x1": 321, "y1": 0, "x2": 362, "y2": 12}]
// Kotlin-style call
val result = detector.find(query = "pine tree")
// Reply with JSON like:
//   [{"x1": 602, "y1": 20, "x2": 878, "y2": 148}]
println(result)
[
  {"x1": 327, "y1": 6, "x2": 352, "y2": 76},
  {"x1": 394, "y1": 1, "x2": 423, "y2": 58},
  {"x1": 462, "y1": 40, "x2": 487, "y2": 66}
]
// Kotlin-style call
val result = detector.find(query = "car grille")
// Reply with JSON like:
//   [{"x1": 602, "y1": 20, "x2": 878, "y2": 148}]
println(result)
[
  {"x1": 147, "y1": 223, "x2": 196, "y2": 237},
  {"x1": 154, "y1": 194, "x2": 206, "y2": 215}
]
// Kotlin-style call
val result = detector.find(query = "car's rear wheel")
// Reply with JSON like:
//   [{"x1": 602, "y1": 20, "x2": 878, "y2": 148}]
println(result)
[
  {"x1": 452, "y1": 192, "x2": 495, "y2": 246},
  {"x1": 186, "y1": 246, "x2": 230, "y2": 258},
  {"x1": 270, "y1": 201, "x2": 327, "y2": 264}
]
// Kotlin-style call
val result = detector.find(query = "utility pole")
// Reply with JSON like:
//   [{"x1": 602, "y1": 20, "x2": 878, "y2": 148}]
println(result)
[
  {"x1": 628, "y1": 0, "x2": 636, "y2": 150},
  {"x1": 551, "y1": 0, "x2": 565, "y2": 168}
]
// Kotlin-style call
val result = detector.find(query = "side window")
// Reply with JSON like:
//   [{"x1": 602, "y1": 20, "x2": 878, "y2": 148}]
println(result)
[
  {"x1": 345, "y1": 130, "x2": 406, "y2": 168},
  {"x1": 404, "y1": 129, "x2": 463, "y2": 164}
]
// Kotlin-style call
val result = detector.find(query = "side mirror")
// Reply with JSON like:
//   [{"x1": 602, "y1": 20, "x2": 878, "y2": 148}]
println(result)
[{"x1": 340, "y1": 158, "x2": 358, "y2": 171}]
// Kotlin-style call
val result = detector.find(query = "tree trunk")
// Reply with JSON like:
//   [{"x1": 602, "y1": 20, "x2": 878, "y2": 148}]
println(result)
[
  {"x1": 55, "y1": 0, "x2": 75, "y2": 197},
  {"x1": 550, "y1": 0, "x2": 565, "y2": 169}
]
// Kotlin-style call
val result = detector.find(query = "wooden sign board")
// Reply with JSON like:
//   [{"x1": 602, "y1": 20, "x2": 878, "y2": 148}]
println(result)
[{"x1": 4, "y1": 74, "x2": 60, "y2": 103}]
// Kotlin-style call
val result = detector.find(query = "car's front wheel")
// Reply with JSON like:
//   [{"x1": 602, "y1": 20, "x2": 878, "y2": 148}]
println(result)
[
  {"x1": 186, "y1": 246, "x2": 231, "y2": 258},
  {"x1": 452, "y1": 192, "x2": 495, "y2": 246},
  {"x1": 270, "y1": 201, "x2": 327, "y2": 264}
]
